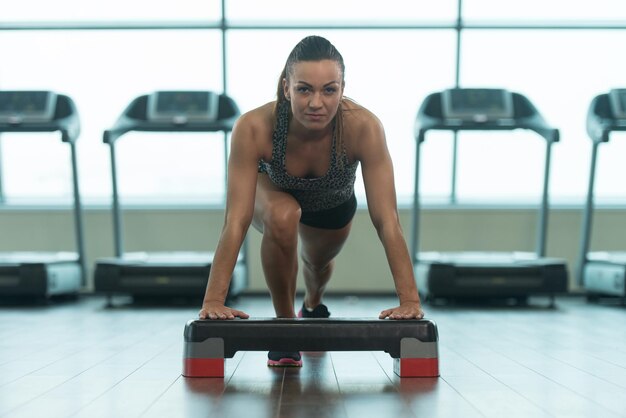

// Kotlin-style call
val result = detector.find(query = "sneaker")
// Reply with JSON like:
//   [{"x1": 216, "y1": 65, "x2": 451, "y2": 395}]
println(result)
[
  {"x1": 298, "y1": 302, "x2": 331, "y2": 318},
  {"x1": 267, "y1": 351, "x2": 303, "y2": 367}
]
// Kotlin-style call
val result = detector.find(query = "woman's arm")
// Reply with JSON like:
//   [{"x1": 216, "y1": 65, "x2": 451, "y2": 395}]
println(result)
[
  {"x1": 353, "y1": 111, "x2": 424, "y2": 319},
  {"x1": 199, "y1": 112, "x2": 262, "y2": 320}
]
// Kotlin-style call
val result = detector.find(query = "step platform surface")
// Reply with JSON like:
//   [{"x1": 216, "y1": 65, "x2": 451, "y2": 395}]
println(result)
[{"x1": 183, "y1": 318, "x2": 439, "y2": 378}]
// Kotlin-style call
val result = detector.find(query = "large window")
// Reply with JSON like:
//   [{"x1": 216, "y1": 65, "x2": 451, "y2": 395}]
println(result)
[
  {"x1": 0, "y1": 29, "x2": 223, "y2": 204},
  {"x1": 1, "y1": 1, "x2": 626, "y2": 206},
  {"x1": 460, "y1": 30, "x2": 626, "y2": 203}
]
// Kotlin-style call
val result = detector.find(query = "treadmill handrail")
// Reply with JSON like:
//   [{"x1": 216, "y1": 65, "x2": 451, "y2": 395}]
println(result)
[
  {"x1": 0, "y1": 94, "x2": 80, "y2": 143},
  {"x1": 414, "y1": 91, "x2": 559, "y2": 143},
  {"x1": 102, "y1": 91, "x2": 242, "y2": 265},
  {"x1": 586, "y1": 93, "x2": 626, "y2": 144},
  {"x1": 103, "y1": 93, "x2": 240, "y2": 143},
  {"x1": 411, "y1": 89, "x2": 558, "y2": 264},
  {"x1": 576, "y1": 92, "x2": 626, "y2": 285},
  {"x1": 0, "y1": 93, "x2": 86, "y2": 286}
]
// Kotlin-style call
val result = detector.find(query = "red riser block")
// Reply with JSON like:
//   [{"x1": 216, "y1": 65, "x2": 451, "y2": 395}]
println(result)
[
  {"x1": 183, "y1": 358, "x2": 225, "y2": 377},
  {"x1": 393, "y1": 358, "x2": 439, "y2": 377}
]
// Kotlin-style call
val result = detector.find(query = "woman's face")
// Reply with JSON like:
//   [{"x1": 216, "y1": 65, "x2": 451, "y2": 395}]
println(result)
[{"x1": 283, "y1": 59, "x2": 344, "y2": 132}]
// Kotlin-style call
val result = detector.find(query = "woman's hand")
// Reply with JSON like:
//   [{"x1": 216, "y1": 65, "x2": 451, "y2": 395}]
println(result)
[
  {"x1": 379, "y1": 301, "x2": 424, "y2": 320},
  {"x1": 199, "y1": 300, "x2": 250, "y2": 320}
]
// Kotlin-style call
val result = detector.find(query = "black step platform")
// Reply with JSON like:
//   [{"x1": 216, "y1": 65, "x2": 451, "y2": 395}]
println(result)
[{"x1": 183, "y1": 318, "x2": 439, "y2": 378}]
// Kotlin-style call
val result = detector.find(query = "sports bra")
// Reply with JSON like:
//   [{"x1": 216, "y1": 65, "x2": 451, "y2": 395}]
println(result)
[{"x1": 258, "y1": 101, "x2": 359, "y2": 212}]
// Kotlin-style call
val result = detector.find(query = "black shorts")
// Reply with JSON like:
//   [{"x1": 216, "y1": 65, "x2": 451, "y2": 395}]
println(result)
[{"x1": 299, "y1": 193, "x2": 357, "y2": 230}]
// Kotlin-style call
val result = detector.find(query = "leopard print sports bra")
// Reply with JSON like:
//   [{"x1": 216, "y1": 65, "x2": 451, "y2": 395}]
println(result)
[{"x1": 258, "y1": 100, "x2": 359, "y2": 212}]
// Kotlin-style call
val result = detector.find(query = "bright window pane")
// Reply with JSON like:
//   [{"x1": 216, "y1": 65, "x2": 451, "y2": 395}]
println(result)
[
  {"x1": 1, "y1": 0, "x2": 220, "y2": 22},
  {"x1": 227, "y1": 30, "x2": 457, "y2": 203},
  {"x1": 227, "y1": 0, "x2": 457, "y2": 23},
  {"x1": 460, "y1": 30, "x2": 626, "y2": 203},
  {"x1": 114, "y1": 133, "x2": 228, "y2": 204},
  {"x1": 0, "y1": 133, "x2": 74, "y2": 203},
  {"x1": 454, "y1": 131, "x2": 546, "y2": 203},
  {"x1": 463, "y1": 0, "x2": 626, "y2": 21},
  {"x1": 0, "y1": 30, "x2": 224, "y2": 204}
]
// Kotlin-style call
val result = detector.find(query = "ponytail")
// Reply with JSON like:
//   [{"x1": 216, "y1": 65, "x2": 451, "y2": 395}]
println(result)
[
  {"x1": 273, "y1": 36, "x2": 347, "y2": 166},
  {"x1": 274, "y1": 66, "x2": 288, "y2": 118}
]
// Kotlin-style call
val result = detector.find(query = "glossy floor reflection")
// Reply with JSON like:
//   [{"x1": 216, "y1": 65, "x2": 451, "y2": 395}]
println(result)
[{"x1": 1, "y1": 295, "x2": 625, "y2": 418}]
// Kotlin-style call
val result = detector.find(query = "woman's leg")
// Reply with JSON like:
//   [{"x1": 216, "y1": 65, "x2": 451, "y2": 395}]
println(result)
[
  {"x1": 252, "y1": 174, "x2": 302, "y2": 318},
  {"x1": 298, "y1": 221, "x2": 352, "y2": 309}
]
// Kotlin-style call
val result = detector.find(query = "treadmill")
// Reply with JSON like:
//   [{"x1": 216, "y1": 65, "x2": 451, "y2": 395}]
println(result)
[
  {"x1": 94, "y1": 91, "x2": 248, "y2": 304},
  {"x1": 411, "y1": 88, "x2": 568, "y2": 305},
  {"x1": 576, "y1": 89, "x2": 626, "y2": 302},
  {"x1": 0, "y1": 91, "x2": 86, "y2": 298}
]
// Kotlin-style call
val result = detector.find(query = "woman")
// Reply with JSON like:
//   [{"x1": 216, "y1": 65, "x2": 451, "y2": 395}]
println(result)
[{"x1": 199, "y1": 35, "x2": 423, "y2": 367}]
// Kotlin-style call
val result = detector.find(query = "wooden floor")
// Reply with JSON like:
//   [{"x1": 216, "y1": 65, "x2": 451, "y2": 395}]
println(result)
[{"x1": 1, "y1": 295, "x2": 625, "y2": 418}]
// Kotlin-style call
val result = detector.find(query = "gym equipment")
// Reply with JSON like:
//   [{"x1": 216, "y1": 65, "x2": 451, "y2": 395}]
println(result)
[
  {"x1": 182, "y1": 318, "x2": 439, "y2": 378},
  {"x1": 576, "y1": 89, "x2": 626, "y2": 300},
  {"x1": 94, "y1": 91, "x2": 248, "y2": 304},
  {"x1": 412, "y1": 88, "x2": 568, "y2": 305},
  {"x1": 0, "y1": 91, "x2": 86, "y2": 298}
]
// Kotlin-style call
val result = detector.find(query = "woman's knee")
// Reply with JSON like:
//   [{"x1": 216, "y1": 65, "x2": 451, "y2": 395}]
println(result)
[{"x1": 261, "y1": 201, "x2": 301, "y2": 243}]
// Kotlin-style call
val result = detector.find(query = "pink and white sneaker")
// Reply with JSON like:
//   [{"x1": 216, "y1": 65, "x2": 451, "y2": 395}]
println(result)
[{"x1": 267, "y1": 351, "x2": 303, "y2": 367}]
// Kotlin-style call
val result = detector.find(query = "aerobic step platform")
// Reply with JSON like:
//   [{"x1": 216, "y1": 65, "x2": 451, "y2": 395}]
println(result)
[{"x1": 183, "y1": 318, "x2": 439, "y2": 378}]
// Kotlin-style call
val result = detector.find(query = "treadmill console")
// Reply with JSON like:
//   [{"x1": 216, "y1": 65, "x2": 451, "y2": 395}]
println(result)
[
  {"x1": 609, "y1": 89, "x2": 626, "y2": 120},
  {"x1": 147, "y1": 91, "x2": 219, "y2": 124},
  {"x1": 441, "y1": 88, "x2": 514, "y2": 123},
  {"x1": 0, "y1": 91, "x2": 57, "y2": 124}
]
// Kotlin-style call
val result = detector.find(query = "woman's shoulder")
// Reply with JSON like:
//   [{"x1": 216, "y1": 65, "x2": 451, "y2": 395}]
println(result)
[
  {"x1": 235, "y1": 101, "x2": 276, "y2": 134},
  {"x1": 341, "y1": 98, "x2": 384, "y2": 135}
]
